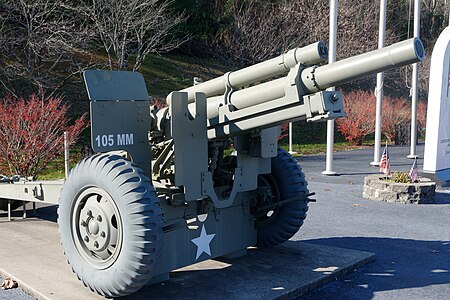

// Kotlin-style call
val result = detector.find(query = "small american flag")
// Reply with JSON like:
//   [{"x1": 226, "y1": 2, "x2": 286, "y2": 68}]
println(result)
[
  {"x1": 379, "y1": 144, "x2": 390, "y2": 175},
  {"x1": 409, "y1": 158, "x2": 419, "y2": 182}
]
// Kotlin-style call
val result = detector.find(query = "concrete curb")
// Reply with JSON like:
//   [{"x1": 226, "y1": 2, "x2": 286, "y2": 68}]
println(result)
[{"x1": 276, "y1": 251, "x2": 376, "y2": 299}]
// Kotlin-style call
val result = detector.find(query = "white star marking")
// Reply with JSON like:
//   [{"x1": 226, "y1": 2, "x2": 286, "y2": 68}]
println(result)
[{"x1": 191, "y1": 224, "x2": 216, "y2": 260}]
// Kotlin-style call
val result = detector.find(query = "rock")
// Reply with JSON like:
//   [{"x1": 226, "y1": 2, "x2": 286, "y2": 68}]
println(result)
[{"x1": 1, "y1": 278, "x2": 18, "y2": 290}]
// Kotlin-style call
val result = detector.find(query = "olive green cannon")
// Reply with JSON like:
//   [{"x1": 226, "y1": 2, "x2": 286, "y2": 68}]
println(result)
[{"x1": 0, "y1": 37, "x2": 423, "y2": 297}]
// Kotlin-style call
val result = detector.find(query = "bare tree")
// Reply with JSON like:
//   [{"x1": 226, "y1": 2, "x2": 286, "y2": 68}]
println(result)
[
  {"x1": 214, "y1": 0, "x2": 328, "y2": 67},
  {"x1": 82, "y1": 0, "x2": 188, "y2": 71},
  {"x1": 396, "y1": 0, "x2": 450, "y2": 98},
  {"x1": 215, "y1": 0, "x2": 382, "y2": 68},
  {"x1": 0, "y1": 0, "x2": 95, "y2": 98}
]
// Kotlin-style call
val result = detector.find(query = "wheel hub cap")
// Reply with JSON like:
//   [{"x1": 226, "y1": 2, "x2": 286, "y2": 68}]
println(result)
[
  {"x1": 88, "y1": 219, "x2": 99, "y2": 236},
  {"x1": 72, "y1": 187, "x2": 122, "y2": 269}
]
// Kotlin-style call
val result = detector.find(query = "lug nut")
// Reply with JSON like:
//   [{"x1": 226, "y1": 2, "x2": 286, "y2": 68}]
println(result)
[
  {"x1": 87, "y1": 210, "x2": 92, "y2": 217},
  {"x1": 84, "y1": 236, "x2": 89, "y2": 242},
  {"x1": 100, "y1": 231, "x2": 106, "y2": 238},
  {"x1": 94, "y1": 241, "x2": 99, "y2": 248},
  {"x1": 97, "y1": 215, "x2": 102, "y2": 222},
  {"x1": 80, "y1": 220, "x2": 87, "y2": 227}
]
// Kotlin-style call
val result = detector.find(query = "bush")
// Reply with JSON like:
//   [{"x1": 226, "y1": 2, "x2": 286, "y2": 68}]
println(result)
[
  {"x1": 0, "y1": 93, "x2": 87, "y2": 178},
  {"x1": 391, "y1": 171, "x2": 411, "y2": 183},
  {"x1": 151, "y1": 96, "x2": 168, "y2": 109},
  {"x1": 382, "y1": 96, "x2": 410, "y2": 143},
  {"x1": 278, "y1": 124, "x2": 289, "y2": 141},
  {"x1": 336, "y1": 90, "x2": 376, "y2": 145},
  {"x1": 417, "y1": 101, "x2": 427, "y2": 138}
]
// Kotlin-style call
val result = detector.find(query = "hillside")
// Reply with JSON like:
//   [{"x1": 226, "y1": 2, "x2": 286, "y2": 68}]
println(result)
[
  {"x1": 55, "y1": 52, "x2": 228, "y2": 117},
  {"x1": 0, "y1": 1, "x2": 446, "y2": 156},
  {"x1": 140, "y1": 53, "x2": 228, "y2": 99},
  {"x1": 1, "y1": 0, "x2": 448, "y2": 103}
]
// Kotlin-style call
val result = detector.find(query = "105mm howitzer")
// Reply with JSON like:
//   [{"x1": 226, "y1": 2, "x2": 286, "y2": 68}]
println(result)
[{"x1": 0, "y1": 38, "x2": 424, "y2": 297}]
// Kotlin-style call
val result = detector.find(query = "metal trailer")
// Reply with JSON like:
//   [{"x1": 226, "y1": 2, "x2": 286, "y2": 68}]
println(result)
[{"x1": 0, "y1": 38, "x2": 424, "y2": 298}]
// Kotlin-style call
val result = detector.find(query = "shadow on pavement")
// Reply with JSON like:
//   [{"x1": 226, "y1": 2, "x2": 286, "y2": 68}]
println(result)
[
  {"x1": 335, "y1": 172, "x2": 379, "y2": 176},
  {"x1": 0, "y1": 204, "x2": 57, "y2": 222},
  {"x1": 298, "y1": 237, "x2": 450, "y2": 300},
  {"x1": 34, "y1": 205, "x2": 58, "y2": 222},
  {"x1": 434, "y1": 192, "x2": 450, "y2": 204},
  {"x1": 123, "y1": 241, "x2": 374, "y2": 300}
]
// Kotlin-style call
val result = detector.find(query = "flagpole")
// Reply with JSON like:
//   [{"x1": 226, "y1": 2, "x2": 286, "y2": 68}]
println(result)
[
  {"x1": 371, "y1": 0, "x2": 387, "y2": 166},
  {"x1": 408, "y1": 0, "x2": 420, "y2": 159},
  {"x1": 322, "y1": 0, "x2": 338, "y2": 176}
]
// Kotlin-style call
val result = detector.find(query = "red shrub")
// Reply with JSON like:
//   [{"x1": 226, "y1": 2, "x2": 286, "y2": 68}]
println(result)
[
  {"x1": 151, "y1": 96, "x2": 167, "y2": 109},
  {"x1": 417, "y1": 101, "x2": 427, "y2": 137},
  {"x1": 337, "y1": 90, "x2": 376, "y2": 145},
  {"x1": 381, "y1": 96, "x2": 410, "y2": 143},
  {"x1": 278, "y1": 124, "x2": 289, "y2": 141},
  {"x1": 0, "y1": 94, "x2": 87, "y2": 178}
]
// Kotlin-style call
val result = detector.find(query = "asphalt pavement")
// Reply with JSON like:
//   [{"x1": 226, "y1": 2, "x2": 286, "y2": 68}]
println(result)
[
  {"x1": 294, "y1": 143, "x2": 450, "y2": 299},
  {"x1": 1, "y1": 143, "x2": 449, "y2": 299},
  {"x1": 297, "y1": 143, "x2": 431, "y2": 185}
]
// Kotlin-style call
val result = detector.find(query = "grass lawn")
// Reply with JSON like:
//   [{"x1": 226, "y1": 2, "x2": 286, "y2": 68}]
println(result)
[
  {"x1": 38, "y1": 150, "x2": 84, "y2": 181},
  {"x1": 137, "y1": 53, "x2": 228, "y2": 99},
  {"x1": 280, "y1": 141, "x2": 373, "y2": 157}
]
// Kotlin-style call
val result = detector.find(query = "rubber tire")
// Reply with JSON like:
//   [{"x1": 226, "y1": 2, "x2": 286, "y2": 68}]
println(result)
[
  {"x1": 0, "y1": 199, "x2": 23, "y2": 211},
  {"x1": 256, "y1": 148, "x2": 309, "y2": 247},
  {"x1": 58, "y1": 154, "x2": 164, "y2": 297}
]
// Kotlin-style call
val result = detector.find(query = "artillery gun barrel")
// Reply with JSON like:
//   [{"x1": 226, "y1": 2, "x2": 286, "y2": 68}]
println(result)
[
  {"x1": 178, "y1": 42, "x2": 328, "y2": 103},
  {"x1": 201, "y1": 38, "x2": 424, "y2": 119},
  {"x1": 301, "y1": 38, "x2": 424, "y2": 93}
]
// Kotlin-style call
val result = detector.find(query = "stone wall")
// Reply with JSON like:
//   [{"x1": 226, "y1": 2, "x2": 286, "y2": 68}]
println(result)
[{"x1": 363, "y1": 174, "x2": 436, "y2": 204}]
